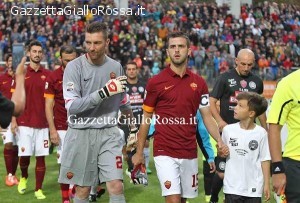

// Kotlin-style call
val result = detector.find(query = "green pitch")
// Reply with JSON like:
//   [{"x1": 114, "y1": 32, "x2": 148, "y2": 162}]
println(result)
[{"x1": 0, "y1": 141, "x2": 275, "y2": 203}]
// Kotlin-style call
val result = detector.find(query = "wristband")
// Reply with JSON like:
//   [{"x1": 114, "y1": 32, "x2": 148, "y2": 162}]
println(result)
[{"x1": 271, "y1": 161, "x2": 285, "y2": 174}]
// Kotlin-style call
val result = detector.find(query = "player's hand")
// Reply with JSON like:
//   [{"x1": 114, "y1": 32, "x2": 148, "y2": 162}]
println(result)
[
  {"x1": 264, "y1": 182, "x2": 270, "y2": 201},
  {"x1": 50, "y1": 130, "x2": 60, "y2": 146},
  {"x1": 11, "y1": 119, "x2": 18, "y2": 135},
  {"x1": 132, "y1": 152, "x2": 144, "y2": 168},
  {"x1": 217, "y1": 140, "x2": 229, "y2": 158},
  {"x1": 15, "y1": 57, "x2": 27, "y2": 76},
  {"x1": 272, "y1": 173, "x2": 286, "y2": 196},
  {"x1": 98, "y1": 76, "x2": 127, "y2": 99},
  {"x1": 126, "y1": 127, "x2": 138, "y2": 151},
  {"x1": 217, "y1": 120, "x2": 227, "y2": 132},
  {"x1": 208, "y1": 161, "x2": 216, "y2": 173},
  {"x1": 131, "y1": 164, "x2": 148, "y2": 186}
]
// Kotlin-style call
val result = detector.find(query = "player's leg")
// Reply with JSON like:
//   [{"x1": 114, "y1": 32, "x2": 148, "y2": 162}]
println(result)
[
  {"x1": 99, "y1": 127, "x2": 125, "y2": 203},
  {"x1": 144, "y1": 138, "x2": 152, "y2": 174},
  {"x1": 3, "y1": 125, "x2": 19, "y2": 186},
  {"x1": 57, "y1": 130, "x2": 71, "y2": 203},
  {"x1": 59, "y1": 128, "x2": 98, "y2": 203},
  {"x1": 154, "y1": 155, "x2": 182, "y2": 203},
  {"x1": 203, "y1": 160, "x2": 215, "y2": 203},
  {"x1": 34, "y1": 128, "x2": 49, "y2": 199},
  {"x1": 210, "y1": 156, "x2": 226, "y2": 203},
  {"x1": 17, "y1": 126, "x2": 34, "y2": 194}
]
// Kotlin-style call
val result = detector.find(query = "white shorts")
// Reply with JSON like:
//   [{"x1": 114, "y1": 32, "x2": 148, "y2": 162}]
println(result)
[
  {"x1": 2, "y1": 124, "x2": 17, "y2": 145},
  {"x1": 154, "y1": 155, "x2": 198, "y2": 198},
  {"x1": 16, "y1": 126, "x2": 49, "y2": 156},
  {"x1": 57, "y1": 130, "x2": 67, "y2": 164}
]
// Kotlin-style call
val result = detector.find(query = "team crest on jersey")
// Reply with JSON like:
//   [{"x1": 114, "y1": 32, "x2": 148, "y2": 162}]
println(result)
[
  {"x1": 249, "y1": 81, "x2": 256, "y2": 89},
  {"x1": 45, "y1": 82, "x2": 49, "y2": 90},
  {"x1": 21, "y1": 147, "x2": 25, "y2": 152},
  {"x1": 138, "y1": 86, "x2": 144, "y2": 92},
  {"x1": 164, "y1": 180, "x2": 171, "y2": 189},
  {"x1": 190, "y1": 82, "x2": 197, "y2": 91},
  {"x1": 219, "y1": 161, "x2": 226, "y2": 170},
  {"x1": 249, "y1": 140, "x2": 258, "y2": 150},
  {"x1": 66, "y1": 172, "x2": 74, "y2": 179},
  {"x1": 132, "y1": 86, "x2": 137, "y2": 92},
  {"x1": 110, "y1": 72, "x2": 116, "y2": 79},
  {"x1": 41, "y1": 75, "x2": 46, "y2": 80},
  {"x1": 240, "y1": 80, "x2": 247, "y2": 88}
]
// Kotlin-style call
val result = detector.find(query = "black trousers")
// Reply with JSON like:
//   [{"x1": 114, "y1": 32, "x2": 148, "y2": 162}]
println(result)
[
  {"x1": 224, "y1": 194, "x2": 261, "y2": 203},
  {"x1": 283, "y1": 157, "x2": 300, "y2": 203}
]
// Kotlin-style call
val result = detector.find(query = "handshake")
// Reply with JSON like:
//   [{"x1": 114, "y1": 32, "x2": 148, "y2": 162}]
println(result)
[{"x1": 98, "y1": 76, "x2": 127, "y2": 99}]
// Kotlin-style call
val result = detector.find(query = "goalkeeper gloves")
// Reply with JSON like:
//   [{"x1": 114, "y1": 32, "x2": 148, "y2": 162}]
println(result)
[
  {"x1": 131, "y1": 164, "x2": 148, "y2": 186},
  {"x1": 98, "y1": 76, "x2": 127, "y2": 99},
  {"x1": 126, "y1": 127, "x2": 138, "y2": 151}
]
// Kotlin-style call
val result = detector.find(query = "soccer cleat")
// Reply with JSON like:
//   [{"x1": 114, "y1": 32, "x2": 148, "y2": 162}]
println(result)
[
  {"x1": 12, "y1": 175, "x2": 19, "y2": 185},
  {"x1": 96, "y1": 187, "x2": 105, "y2": 198},
  {"x1": 88, "y1": 194, "x2": 97, "y2": 202},
  {"x1": 18, "y1": 177, "x2": 28, "y2": 194},
  {"x1": 205, "y1": 195, "x2": 211, "y2": 203},
  {"x1": 146, "y1": 167, "x2": 152, "y2": 174},
  {"x1": 34, "y1": 189, "x2": 46, "y2": 199},
  {"x1": 5, "y1": 174, "x2": 14, "y2": 187}
]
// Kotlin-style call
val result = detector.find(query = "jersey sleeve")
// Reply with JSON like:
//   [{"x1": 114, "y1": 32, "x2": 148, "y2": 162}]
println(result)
[
  {"x1": 44, "y1": 73, "x2": 55, "y2": 99},
  {"x1": 63, "y1": 61, "x2": 103, "y2": 115},
  {"x1": 0, "y1": 93, "x2": 14, "y2": 128},
  {"x1": 259, "y1": 129, "x2": 271, "y2": 162},
  {"x1": 210, "y1": 74, "x2": 226, "y2": 99},
  {"x1": 267, "y1": 80, "x2": 292, "y2": 125},
  {"x1": 142, "y1": 78, "x2": 158, "y2": 113}
]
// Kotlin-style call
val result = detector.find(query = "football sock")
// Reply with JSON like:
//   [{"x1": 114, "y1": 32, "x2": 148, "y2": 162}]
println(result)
[
  {"x1": 109, "y1": 194, "x2": 126, "y2": 203},
  {"x1": 210, "y1": 173, "x2": 223, "y2": 202},
  {"x1": 90, "y1": 186, "x2": 97, "y2": 195},
  {"x1": 74, "y1": 196, "x2": 89, "y2": 203},
  {"x1": 12, "y1": 146, "x2": 19, "y2": 175},
  {"x1": 35, "y1": 156, "x2": 46, "y2": 191},
  {"x1": 204, "y1": 172, "x2": 214, "y2": 195},
  {"x1": 61, "y1": 183, "x2": 70, "y2": 201},
  {"x1": 20, "y1": 156, "x2": 30, "y2": 179},
  {"x1": 143, "y1": 147, "x2": 150, "y2": 168},
  {"x1": 4, "y1": 148, "x2": 13, "y2": 174}
]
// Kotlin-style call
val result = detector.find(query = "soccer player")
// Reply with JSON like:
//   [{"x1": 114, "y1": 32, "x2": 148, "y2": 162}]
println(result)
[
  {"x1": 44, "y1": 45, "x2": 77, "y2": 203},
  {"x1": 267, "y1": 69, "x2": 300, "y2": 202},
  {"x1": 12, "y1": 40, "x2": 51, "y2": 199},
  {"x1": 58, "y1": 22, "x2": 136, "y2": 203},
  {"x1": 0, "y1": 56, "x2": 26, "y2": 128},
  {"x1": 120, "y1": 61, "x2": 152, "y2": 176},
  {"x1": 0, "y1": 54, "x2": 19, "y2": 186},
  {"x1": 209, "y1": 48, "x2": 266, "y2": 203},
  {"x1": 222, "y1": 92, "x2": 270, "y2": 202},
  {"x1": 132, "y1": 31, "x2": 228, "y2": 203}
]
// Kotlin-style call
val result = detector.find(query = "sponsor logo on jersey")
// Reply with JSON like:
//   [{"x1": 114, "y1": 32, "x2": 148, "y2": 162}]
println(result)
[
  {"x1": 138, "y1": 86, "x2": 144, "y2": 92},
  {"x1": 240, "y1": 80, "x2": 247, "y2": 88},
  {"x1": 164, "y1": 85, "x2": 174, "y2": 90},
  {"x1": 249, "y1": 81, "x2": 256, "y2": 89},
  {"x1": 249, "y1": 140, "x2": 258, "y2": 150},
  {"x1": 228, "y1": 79, "x2": 237, "y2": 87},
  {"x1": 132, "y1": 86, "x2": 137, "y2": 92},
  {"x1": 164, "y1": 180, "x2": 171, "y2": 189},
  {"x1": 190, "y1": 82, "x2": 197, "y2": 91},
  {"x1": 229, "y1": 137, "x2": 238, "y2": 146}
]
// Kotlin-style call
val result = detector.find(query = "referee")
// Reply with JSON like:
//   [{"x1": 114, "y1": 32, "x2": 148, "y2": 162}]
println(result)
[{"x1": 267, "y1": 69, "x2": 300, "y2": 202}]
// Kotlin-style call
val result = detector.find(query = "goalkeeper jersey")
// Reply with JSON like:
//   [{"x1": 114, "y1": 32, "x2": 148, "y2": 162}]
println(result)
[{"x1": 267, "y1": 69, "x2": 300, "y2": 160}]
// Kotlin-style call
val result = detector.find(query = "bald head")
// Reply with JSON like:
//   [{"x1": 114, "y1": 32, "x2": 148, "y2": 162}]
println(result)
[
  {"x1": 237, "y1": 49, "x2": 255, "y2": 60},
  {"x1": 235, "y1": 49, "x2": 255, "y2": 76}
]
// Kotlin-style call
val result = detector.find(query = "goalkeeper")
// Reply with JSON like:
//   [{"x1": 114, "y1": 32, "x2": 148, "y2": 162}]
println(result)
[{"x1": 58, "y1": 22, "x2": 137, "y2": 203}]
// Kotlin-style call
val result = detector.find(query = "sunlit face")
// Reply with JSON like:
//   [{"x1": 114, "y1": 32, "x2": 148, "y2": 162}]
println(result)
[
  {"x1": 61, "y1": 52, "x2": 77, "y2": 68},
  {"x1": 126, "y1": 64, "x2": 138, "y2": 80},
  {"x1": 166, "y1": 37, "x2": 191, "y2": 67},
  {"x1": 29, "y1": 45, "x2": 43, "y2": 64},
  {"x1": 85, "y1": 32, "x2": 109, "y2": 62},
  {"x1": 234, "y1": 99, "x2": 252, "y2": 120},
  {"x1": 235, "y1": 53, "x2": 255, "y2": 76}
]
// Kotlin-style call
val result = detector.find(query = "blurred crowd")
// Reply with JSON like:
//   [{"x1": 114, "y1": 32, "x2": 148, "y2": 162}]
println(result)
[{"x1": 0, "y1": 0, "x2": 300, "y2": 85}]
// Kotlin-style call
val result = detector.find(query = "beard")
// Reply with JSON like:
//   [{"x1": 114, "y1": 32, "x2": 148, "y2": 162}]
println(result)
[
  {"x1": 31, "y1": 57, "x2": 41, "y2": 64},
  {"x1": 170, "y1": 56, "x2": 187, "y2": 67}
]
